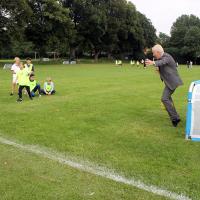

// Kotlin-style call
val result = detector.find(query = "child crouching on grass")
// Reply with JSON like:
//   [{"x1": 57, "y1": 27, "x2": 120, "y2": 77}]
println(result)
[
  {"x1": 29, "y1": 74, "x2": 41, "y2": 97},
  {"x1": 16, "y1": 62, "x2": 32, "y2": 102},
  {"x1": 41, "y1": 77, "x2": 56, "y2": 95}
]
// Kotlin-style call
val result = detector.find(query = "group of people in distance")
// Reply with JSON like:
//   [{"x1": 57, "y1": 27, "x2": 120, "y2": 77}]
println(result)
[
  {"x1": 186, "y1": 60, "x2": 193, "y2": 69},
  {"x1": 116, "y1": 59, "x2": 147, "y2": 68},
  {"x1": 11, "y1": 57, "x2": 56, "y2": 102}
]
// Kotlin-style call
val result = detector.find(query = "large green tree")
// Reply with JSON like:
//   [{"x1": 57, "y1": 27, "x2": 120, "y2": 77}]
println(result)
[
  {"x1": 114, "y1": 2, "x2": 143, "y2": 59},
  {"x1": 63, "y1": 0, "x2": 107, "y2": 60},
  {"x1": 26, "y1": 0, "x2": 73, "y2": 57},
  {"x1": 137, "y1": 12, "x2": 156, "y2": 48},
  {"x1": 0, "y1": 0, "x2": 156, "y2": 59},
  {"x1": 169, "y1": 14, "x2": 200, "y2": 62},
  {"x1": 63, "y1": 0, "x2": 156, "y2": 60},
  {"x1": 157, "y1": 32, "x2": 170, "y2": 48},
  {"x1": 0, "y1": 0, "x2": 32, "y2": 57}
]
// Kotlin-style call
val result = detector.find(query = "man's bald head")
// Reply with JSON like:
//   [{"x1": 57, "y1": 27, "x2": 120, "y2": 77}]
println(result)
[{"x1": 152, "y1": 45, "x2": 164, "y2": 59}]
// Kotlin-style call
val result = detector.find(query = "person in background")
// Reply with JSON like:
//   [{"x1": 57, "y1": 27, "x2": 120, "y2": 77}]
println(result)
[
  {"x1": 143, "y1": 59, "x2": 147, "y2": 69},
  {"x1": 16, "y1": 62, "x2": 32, "y2": 102},
  {"x1": 136, "y1": 61, "x2": 140, "y2": 67},
  {"x1": 130, "y1": 60, "x2": 135, "y2": 66},
  {"x1": 29, "y1": 74, "x2": 41, "y2": 97},
  {"x1": 10, "y1": 57, "x2": 20, "y2": 96},
  {"x1": 187, "y1": 61, "x2": 190, "y2": 68},
  {"x1": 41, "y1": 77, "x2": 56, "y2": 95},
  {"x1": 24, "y1": 57, "x2": 34, "y2": 75},
  {"x1": 189, "y1": 61, "x2": 193, "y2": 68}
]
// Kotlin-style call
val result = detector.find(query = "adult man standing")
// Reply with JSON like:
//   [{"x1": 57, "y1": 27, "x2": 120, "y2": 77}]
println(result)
[
  {"x1": 145, "y1": 45, "x2": 183, "y2": 127},
  {"x1": 10, "y1": 57, "x2": 20, "y2": 96}
]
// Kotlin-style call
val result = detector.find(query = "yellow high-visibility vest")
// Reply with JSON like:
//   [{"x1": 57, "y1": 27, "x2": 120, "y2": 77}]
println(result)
[
  {"x1": 16, "y1": 68, "x2": 30, "y2": 86},
  {"x1": 24, "y1": 63, "x2": 33, "y2": 73},
  {"x1": 30, "y1": 80, "x2": 37, "y2": 91},
  {"x1": 46, "y1": 84, "x2": 52, "y2": 92}
]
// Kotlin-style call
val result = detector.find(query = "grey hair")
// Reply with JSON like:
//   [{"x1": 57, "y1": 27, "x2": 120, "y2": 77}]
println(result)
[{"x1": 152, "y1": 45, "x2": 164, "y2": 54}]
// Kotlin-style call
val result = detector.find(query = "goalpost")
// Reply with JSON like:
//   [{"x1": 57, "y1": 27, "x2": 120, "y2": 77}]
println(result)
[
  {"x1": 3, "y1": 64, "x2": 12, "y2": 70},
  {"x1": 186, "y1": 80, "x2": 200, "y2": 141}
]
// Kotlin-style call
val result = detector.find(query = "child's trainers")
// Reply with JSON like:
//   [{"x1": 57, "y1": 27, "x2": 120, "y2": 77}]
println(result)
[{"x1": 17, "y1": 98, "x2": 22, "y2": 102}]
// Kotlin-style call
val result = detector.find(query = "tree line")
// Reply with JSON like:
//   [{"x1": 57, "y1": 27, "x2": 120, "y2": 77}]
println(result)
[
  {"x1": 1, "y1": 1, "x2": 200, "y2": 63},
  {"x1": 0, "y1": 0, "x2": 156, "y2": 60},
  {"x1": 157, "y1": 14, "x2": 200, "y2": 64}
]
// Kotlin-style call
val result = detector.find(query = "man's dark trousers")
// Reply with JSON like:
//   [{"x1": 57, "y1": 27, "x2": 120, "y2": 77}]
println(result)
[{"x1": 161, "y1": 86, "x2": 180, "y2": 121}]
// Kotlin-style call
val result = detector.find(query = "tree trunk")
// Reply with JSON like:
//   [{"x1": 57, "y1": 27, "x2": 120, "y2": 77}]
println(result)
[
  {"x1": 107, "y1": 52, "x2": 112, "y2": 59},
  {"x1": 94, "y1": 51, "x2": 100, "y2": 62},
  {"x1": 70, "y1": 47, "x2": 76, "y2": 60}
]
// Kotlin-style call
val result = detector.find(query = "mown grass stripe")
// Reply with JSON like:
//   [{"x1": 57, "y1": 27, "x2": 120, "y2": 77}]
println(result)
[{"x1": 0, "y1": 136, "x2": 191, "y2": 200}]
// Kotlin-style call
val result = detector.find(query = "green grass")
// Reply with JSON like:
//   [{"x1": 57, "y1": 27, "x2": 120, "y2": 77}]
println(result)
[
  {"x1": 0, "y1": 143, "x2": 167, "y2": 200},
  {"x1": 0, "y1": 63, "x2": 200, "y2": 199}
]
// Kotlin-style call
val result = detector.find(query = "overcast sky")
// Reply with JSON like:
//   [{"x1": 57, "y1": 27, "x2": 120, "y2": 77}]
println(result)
[{"x1": 130, "y1": 0, "x2": 200, "y2": 35}]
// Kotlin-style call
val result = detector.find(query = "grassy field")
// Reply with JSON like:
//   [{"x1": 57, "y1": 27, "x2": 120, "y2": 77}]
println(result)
[{"x1": 0, "y1": 62, "x2": 200, "y2": 200}]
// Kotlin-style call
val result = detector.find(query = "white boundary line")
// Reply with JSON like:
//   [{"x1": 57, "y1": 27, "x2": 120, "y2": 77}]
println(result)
[{"x1": 0, "y1": 136, "x2": 191, "y2": 200}]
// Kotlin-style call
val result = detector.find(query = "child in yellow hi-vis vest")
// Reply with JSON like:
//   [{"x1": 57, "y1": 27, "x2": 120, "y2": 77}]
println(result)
[
  {"x1": 41, "y1": 77, "x2": 56, "y2": 95},
  {"x1": 29, "y1": 74, "x2": 41, "y2": 97},
  {"x1": 24, "y1": 57, "x2": 34, "y2": 75},
  {"x1": 16, "y1": 62, "x2": 33, "y2": 102}
]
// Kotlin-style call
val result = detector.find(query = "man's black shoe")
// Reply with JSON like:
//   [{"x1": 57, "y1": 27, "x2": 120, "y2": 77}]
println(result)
[
  {"x1": 10, "y1": 93, "x2": 14, "y2": 96},
  {"x1": 172, "y1": 119, "x2": 181, "y2": 127}
]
